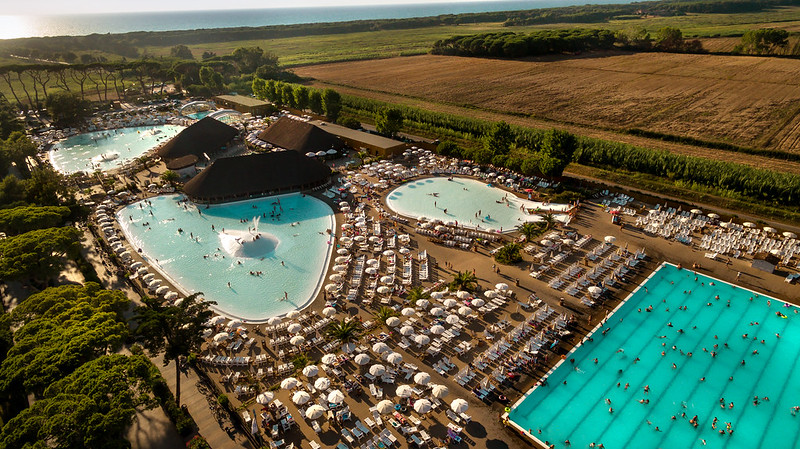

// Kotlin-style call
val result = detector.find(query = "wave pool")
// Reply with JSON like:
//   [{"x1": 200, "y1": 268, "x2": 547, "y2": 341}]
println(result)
[{"x1": 117, "y1": 193, "x2": 335, "y2": 321}]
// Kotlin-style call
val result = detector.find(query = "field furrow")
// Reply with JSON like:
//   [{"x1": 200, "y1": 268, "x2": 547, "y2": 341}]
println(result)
[{"x1": 296, "y1": 53, "x2": 800, "y2": 161}]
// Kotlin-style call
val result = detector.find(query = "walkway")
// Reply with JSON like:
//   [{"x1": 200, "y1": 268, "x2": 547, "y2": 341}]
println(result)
[{"x1": 153, "y1": 354, "x2": 254, "y2": 449}]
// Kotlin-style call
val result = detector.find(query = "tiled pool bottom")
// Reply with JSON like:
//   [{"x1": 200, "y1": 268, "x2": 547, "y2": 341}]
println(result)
[{"x1": 508, "y1": 263, "x2": 800, "y2": 449}]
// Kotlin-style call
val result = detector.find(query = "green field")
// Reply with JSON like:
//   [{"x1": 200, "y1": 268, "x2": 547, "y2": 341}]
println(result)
[{"x1": 139, "y1": 6, "x2": 800, "y2": 67}]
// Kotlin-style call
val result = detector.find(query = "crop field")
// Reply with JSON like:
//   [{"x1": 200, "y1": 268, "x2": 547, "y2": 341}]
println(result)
[{"x1": 296, "y1": 52, "x2": 800, "y2": 154}]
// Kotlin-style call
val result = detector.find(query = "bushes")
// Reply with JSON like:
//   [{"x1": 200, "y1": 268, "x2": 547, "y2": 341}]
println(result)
[
  {"x1": 187, "y1": 436, "x2": 212, "y2": 449},
  {"x1": 152, "y1": 377, "x2": 196, "y2": 437},
  {"x1": 338, "y1": 116, "x2": 361, "y2": 129},
  {"x1": 217, "y1": 393, "x2": 230, "y2": 407}
]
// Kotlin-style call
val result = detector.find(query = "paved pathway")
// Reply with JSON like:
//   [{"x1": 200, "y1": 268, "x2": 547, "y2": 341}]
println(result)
[
  {"x1": 126, "y1": 407, "x2": 186, "y2": 449},
  {"x1": 153, "y1": 354, "x2": 254, "y2": 449}
]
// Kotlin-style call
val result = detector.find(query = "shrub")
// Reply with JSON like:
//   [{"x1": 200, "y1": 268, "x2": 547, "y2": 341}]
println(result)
[
  {"x1": 338, "y1": 116, "x2": 361, "y2": 129},
  {"x1": 187, "y1": 436, "x2": 212, "y2": 449},
  {"x1": 494, "y1": 242, "x2": 523, "y2": 265}
]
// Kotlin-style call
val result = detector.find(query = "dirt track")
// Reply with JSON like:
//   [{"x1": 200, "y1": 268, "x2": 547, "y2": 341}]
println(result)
[{"x1": 296, "y1": 53, "x2": 800, "y2": 173}]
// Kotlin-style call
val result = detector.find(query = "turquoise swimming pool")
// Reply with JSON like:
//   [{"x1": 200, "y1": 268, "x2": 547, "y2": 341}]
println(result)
[
  {"x1": 49, "y1": 125, "x2": 183, "y2": 175},
  {"x1": 117, "y1": 194, "x2": 335, "y2": 321},
  {"x1": 385, "y1": 177, "x2": 570, "y2": 232},
  {"x1": 508, "y1": 263, "x2": 800, "y2": 449},
  {"x1": 186, "y1": 111, "x2": 211, "y2": 120}
]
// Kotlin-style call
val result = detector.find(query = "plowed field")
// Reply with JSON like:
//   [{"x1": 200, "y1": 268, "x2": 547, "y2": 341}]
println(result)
[{"x1": 296, "y1": 53, "x2": 800, "y2": 155}]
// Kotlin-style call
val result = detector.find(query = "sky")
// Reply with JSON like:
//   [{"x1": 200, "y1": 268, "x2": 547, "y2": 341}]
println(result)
[{"x1": 6, "y1": 0, "x2": 490, "y2": 15}]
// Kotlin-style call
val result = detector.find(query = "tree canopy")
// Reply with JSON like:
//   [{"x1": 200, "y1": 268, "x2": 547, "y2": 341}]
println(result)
[
  {"x1": 230, "y1": 47, "x2": 278, "y2": 74},
  {"x1": 0, "y1": 354, "x2": 160, "y2": 449},
  {"x1": 375, "y1": 107, "x2": 403, "y2": 137},
  {"x1": 449, "y1": 271, "x2": 478, "y2": 292},
  {"x1": 0, "y1": 95, "x2": 23, "y2": 140},
  {"x1": 324, "y1": 318, "x2": 362, "y2": 344},
  {"x1": 170, "y1": 44, "x2": 195, "y2": 60},
  {"x1": 0, "y1": 283, "x2": 130, "y2": 396},
  {"x1": 1, "y1": 131, "x2": 38, "y2": 176},
  {"x1": 431, "y1": 27, "x2": 702, "y2": 58},
  {"x1": 484, "y1": 121, "x2": 514, "y2": 155},
  {"x1": 0, "y1": 205, "x2": 70, "y2": 235},
  {"x1": 322, "y1": 88, "x2": 342, "y2": 121},
  {"x1": 494, "y1": 242, "x2": 523, "y2": 264},
  {"x1": 45, "y1": 91, "x2": 90, "y2": 127},
  {"x1": 735, "y1": 28, "x2": 790, "y2": 54},
  {"x1": 0, "y1": 226, "x2": 81, "y2": 281},
  {"x1": 134, "y1": 293, "x2": 215, "y2": 405}
]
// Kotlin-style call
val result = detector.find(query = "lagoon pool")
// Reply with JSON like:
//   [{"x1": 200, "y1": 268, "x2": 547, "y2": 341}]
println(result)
[
  {"x1": 117, "y1": 194, "x2": 335, "y2": 321},
  {"x1": 385, "y1": 177, "x2": 570, "y2": 232},
  {"x1": 49, "y1": 125, "x2": 183, "y2": 175},
  {"x1": 508, "y1": 263, "x2": 800, "y2": 449}
]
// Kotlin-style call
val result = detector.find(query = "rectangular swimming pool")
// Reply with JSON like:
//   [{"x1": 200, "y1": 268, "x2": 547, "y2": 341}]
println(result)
[{"x1": 508, "y1": 263, "x2": 800, "y2": 449}]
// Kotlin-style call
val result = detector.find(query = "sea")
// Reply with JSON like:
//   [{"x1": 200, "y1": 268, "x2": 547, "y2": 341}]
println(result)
[{"x1": 0, "y1": 0, "x2": 628, "y2": 40}]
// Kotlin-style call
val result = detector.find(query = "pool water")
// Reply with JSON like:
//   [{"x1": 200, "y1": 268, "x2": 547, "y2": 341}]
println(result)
[
  {"x1": 186, "y1": 111, "x2": 212, "y2": 120},
  {"x1": 117, "y1": 194, "x2": 335, "y2": 321},
  {"x1": 385, "y1": 177, "x2": 570, "y2": 232},
  {"x1": 49, "y1": 125, "x2": 183, "y2": 175},
  {"x1": 508, "y1": 263, "x2": 800, "y2": 449}
]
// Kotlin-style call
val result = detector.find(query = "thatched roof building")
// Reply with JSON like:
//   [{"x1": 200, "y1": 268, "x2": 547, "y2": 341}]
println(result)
[
  {"x1": 158, "y1": 117, "x2": 238, "y2": 161},
  {"x1": 258, "y1": 117, "x2": 344, "y2": 154},
  {"x1": 183, "y1": 151, "x2": 331, "y2": 203}
]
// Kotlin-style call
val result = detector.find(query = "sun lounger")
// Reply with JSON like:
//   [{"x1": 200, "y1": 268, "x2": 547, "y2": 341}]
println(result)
[
  {"x1": 356, "y1": 420, "x2": 371, "y2": 436},
  {"x1": 341, "y1": 428, "x2": 356, "y2": 444},
  {"x1": 370, "y1": 409, "x2": 383, "y2": 426},
  {"x1": 380, "y1": 429, "x2": 397, "y2": 445}
]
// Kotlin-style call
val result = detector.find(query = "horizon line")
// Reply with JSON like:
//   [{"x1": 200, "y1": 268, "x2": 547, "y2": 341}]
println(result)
[{"x1": 3, "y1": 0, "x2": 539, "y2": 17}]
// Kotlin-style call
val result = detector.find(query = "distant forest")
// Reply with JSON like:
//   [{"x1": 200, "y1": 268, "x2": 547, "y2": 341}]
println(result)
[
  {"x1": 430, "y1": 27, "x2": 704, "y2": 58},
  {"x1": 0, "y1": 0, "x2": 796, "y2": 62}
]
